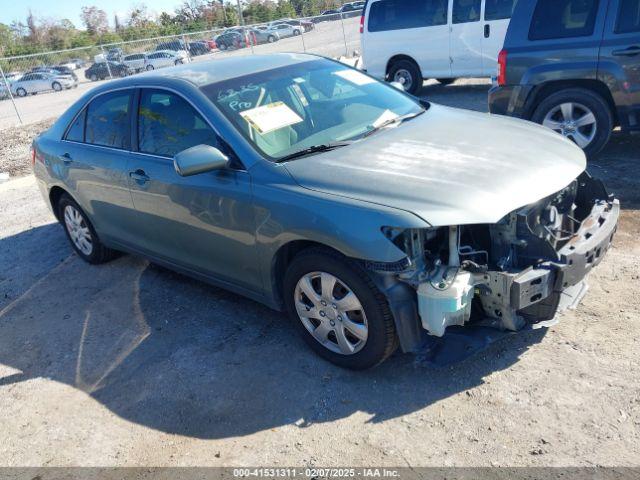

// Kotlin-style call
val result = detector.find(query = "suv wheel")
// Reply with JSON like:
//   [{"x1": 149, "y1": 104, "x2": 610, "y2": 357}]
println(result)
[
  {"x1": 58, "y1": 194, "x2": 118, "y2": 264},
  {"x1": 388, "y1": 59, "x2": 423, "y2": 95},
  {"x1": 283, "y1": 248, "x2": 398, "y2": 369},
  {"x1": 531, "y1": 88, "x2": 613, "y2": 158}
]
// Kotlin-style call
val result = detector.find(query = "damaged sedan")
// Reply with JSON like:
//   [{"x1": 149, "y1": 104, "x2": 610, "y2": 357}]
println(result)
[{"x1": 32, "y1": 54, "x2": 619, "y2": 369}]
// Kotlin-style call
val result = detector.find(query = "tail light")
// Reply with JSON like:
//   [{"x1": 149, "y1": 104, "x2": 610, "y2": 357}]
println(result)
[
  {"x1": 359, "y1": 13, "x2": 365, "y2": 33},
  {"x1": 497, "y1": 49, "x2": 508, "y2": 86}
]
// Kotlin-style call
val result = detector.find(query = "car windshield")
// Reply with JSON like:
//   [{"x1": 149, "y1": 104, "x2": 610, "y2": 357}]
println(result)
[{"x1": 201, "y1": 59, "x2": 425, "y2": 161}]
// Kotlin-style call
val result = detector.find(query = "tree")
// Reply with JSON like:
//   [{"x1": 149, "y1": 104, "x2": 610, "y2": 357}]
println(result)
[{"x1": 80, "y1": 6, "x2": 109, "y2": 36}]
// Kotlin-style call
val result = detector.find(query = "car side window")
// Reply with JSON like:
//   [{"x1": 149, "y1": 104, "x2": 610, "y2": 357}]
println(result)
[
  {"x1": 138, "y1": 89, "x2": 221, "y2": 158},
  {"x1": 368, "y1": 0, "x2": 448, "y2": 32},
  {"x1": 85, "y1": 91, "x2": 132, "y2": 150},
  {"x1": 615, "y1": 0, "x2": 640, "y2": 33},
  {"x1": 452, "y1": 0, "x2": 482, "y2": 24},
  {"x1": 65, "y1": 109, "x2": 86, "y2": 142},
  {"x1": 529, "y1": 0, "x2": 600, "y2": 40},
  {"x1": 485, "y1": 0, "x2": 518, "y2": 21}
]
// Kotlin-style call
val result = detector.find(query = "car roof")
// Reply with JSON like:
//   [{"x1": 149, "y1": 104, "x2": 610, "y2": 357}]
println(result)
[{"x1": 130, "y1": 53, "x2": 319, "y2": 87}]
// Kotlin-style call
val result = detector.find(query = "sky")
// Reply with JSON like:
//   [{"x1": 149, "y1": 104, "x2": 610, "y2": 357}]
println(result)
[{"x1": 0, "y1": 0, "x2": 183, "y2": 29}]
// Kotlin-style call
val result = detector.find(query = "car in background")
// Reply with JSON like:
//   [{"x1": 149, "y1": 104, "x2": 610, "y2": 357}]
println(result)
[
  {"x1": 11, "y1": 71, "x2": 77, "y2": 96},
  {"x1": 318, "y1": 9, "x2": 340, "y2": 20},
  {"x1": 214, "y1": 31, "x2": 247, "y2": 50},
  {"x1": 155, "y1": 40, "x2": 194, "y2": 58},
  {"x1": 85, "y1": 62, "x2": 132, "y2": 81},
  {"x1": 246, "y1": 28, "x2": 280, "y2": 44},
  {"x1": 340, "y1": 1, "x2": 366, "y2": 12},
  {"x1": 0, "y1": 82, "x2": 9, "y2": 100},
  {"x1": 32, "y1": 65, "x2": 78, "y2": 81},
  {"x1": 188, "y1": 41, "x2": 211, "y2": 56},
  {"x1": 489, "y1": 0, "x2": 640, "y2": 157},
  {"x1": 145, "y1": 50, "x2": 189, "y2": 70},
  {"x1": 5, "y1": 72, "x2": 23, "y2": 83},
  {"x1": 70, "y1": 58, "x2": 87, "y2": 68},
  {"x1": 123, "y1": 53, "x2": 149, "y2": 73},
  {"x1": 361, "y1": 0, "x2": 516, "y2": 94},
  {"x1": 106, "y1": 48, "x2": 124, "y2": 62},
  {"x1": 269, "y1": 23, "x2": 303, "y2": 38},
  {"x1": 273, "y1": 18, "x2": 315, "y2": 32},
  {"x1": 32, "y1": 54, "x2": 619, "y2": 369}
]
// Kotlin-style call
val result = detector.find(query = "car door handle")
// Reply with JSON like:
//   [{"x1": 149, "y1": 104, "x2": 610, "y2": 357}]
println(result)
[
  {"x1": 59, "y1": 153, "x2": 73, "y2": 164},
  {"x1": 484, "y1": 24, "x2": 491, "y2": 38},
  {"x1": 129, "y1": 170, "x2": 150, "y2": 184},
  {"x1": 612, "y1": 46, "x2": 640, "y2": 56}
]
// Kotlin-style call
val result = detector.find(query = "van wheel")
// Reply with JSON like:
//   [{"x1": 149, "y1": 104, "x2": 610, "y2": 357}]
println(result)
[
  {"x1": 283, "y1": 248, "x2": 398, "y2": 370},
  {"x1": 531, "y1": 88, "x2": 613, "y2": 158},
  {"x1": 436, "y1": 78, "x2": 456, "y2": 85},
  {"x1": 388, "y1": 59, "x2": 423, "y2": 95},
  {"x1": 58, "y1": 194, "x2": 118, "y2": 265}
]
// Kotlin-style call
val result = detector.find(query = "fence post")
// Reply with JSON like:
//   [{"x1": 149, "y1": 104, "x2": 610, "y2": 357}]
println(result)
[
  {"x1": 0, "y1": 63, "x2": 23, "y2": 125},
  {"x1": 181, "y1": 34, "x2": 192, "y2": 62},
  {"x1": 339, "y1": 13, "x2": 349, "y2": 57},
  {"x1": 299, "y1": 20, "x2": 307, "y2": 53},
  {"x1": 100, "y1": 46, "x2": 114, "y2": 79}
]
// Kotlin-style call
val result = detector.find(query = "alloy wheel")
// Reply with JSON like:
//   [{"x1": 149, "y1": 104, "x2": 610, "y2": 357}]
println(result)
[
  {"x1": 393, "y1": 69, "x2": 413, "y2": 92},
  {"x1": 64, "y1": 205, "x2": 93, "y2": 256},
  {"x1": 543, "y1": 102, "x2": 597, "y2": 149},
  {"x1": 294, "y1": 272, "x2": 368, "y2": 355}
]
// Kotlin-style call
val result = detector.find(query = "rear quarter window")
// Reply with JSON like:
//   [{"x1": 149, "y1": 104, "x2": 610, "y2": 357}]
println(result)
[
  {"x1": 529, "y1": 0, "x2": 600, "y2": 40},
  {"x1": 367, "y1": 0, "x2": 448, "y2": 32}
]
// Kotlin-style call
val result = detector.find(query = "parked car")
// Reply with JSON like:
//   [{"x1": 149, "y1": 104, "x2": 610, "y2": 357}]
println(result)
[
  {"x1": 361, "y1": 0, "x2": 517, "y2": 94},
  {"x1": 145, "y1": 50, "x2": 189, "y2": 70},
  {"x1": 33, "y1": 54, "x2": 618, "y2": 369},
  {"x1": 106, "y1": 48, "x2": 124, "y2": 62},
  {"x1": 246, "y1": 28, "x2": 280, "y2": 44},
  {"x1": 155, "y1": 40, "x2": 193, "y2": 57},
  {"x1": 214, "y1": 31, "x2": 247, "y2": 50},
  {"x1": 85, "y1": 62, "x2": 132, "y2": 81},
  {"x1": 122, "y1": 53, "x2": 149, "y2": 73},
  {"x1": 272, "y1": 18, "x2": 315, "y2": 32},
  {"x1": 489, "y1": 0, "x2": 640, "y2": 157},
  {"x1": 269, "y1": 23, "x2": 303, "y2": 38},
  {"x1": 188, "y1": 41, "x2": 210, "y2": 56},
  {"x1": 32, "y1": 66, "x2": 78, "y2": 81},
  {"x1": 340, "y1": 1, "x2": 366, "y2": 12},
  {"x1": 11, "y1": 72, "x2": 77, "y2": 96}
]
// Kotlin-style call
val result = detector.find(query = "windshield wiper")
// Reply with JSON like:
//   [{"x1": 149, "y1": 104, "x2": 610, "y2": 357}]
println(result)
[
  {"x1": 276, "y1": 141, "x2": 353, "y2": 163},
  {"x1": 363, "y1": 110, "x2": 425, "y2": 138}
]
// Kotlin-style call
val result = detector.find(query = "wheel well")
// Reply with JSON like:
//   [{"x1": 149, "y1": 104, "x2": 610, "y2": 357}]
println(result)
[
  {"x1": 49, "y1": 186, "x2": 68, "y2": 221},
  {"x1": 385, "y1": 55, "x2": 420, "y2": 80},
  {"x1": 526, "y1": 80, "x2": 618, "y2": 125},
  {"x1": 271, "y1": 240, "x2": 341, "y2": 308}
]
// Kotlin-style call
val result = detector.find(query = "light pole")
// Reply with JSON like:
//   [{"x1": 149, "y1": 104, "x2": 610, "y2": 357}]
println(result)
[{"x1": 236, "y1": 0, "x2": 244, "y2": 26}]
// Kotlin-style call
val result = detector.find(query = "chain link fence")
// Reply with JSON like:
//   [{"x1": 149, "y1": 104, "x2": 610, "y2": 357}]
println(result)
[{"x1": 0, "y1": 11, "x2": 362, "y2": 130}]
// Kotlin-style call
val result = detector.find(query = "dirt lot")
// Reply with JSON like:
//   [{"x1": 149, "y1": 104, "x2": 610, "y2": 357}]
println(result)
[{"x1": 0, "y1": 79, "x2": 639, "y2": 468}]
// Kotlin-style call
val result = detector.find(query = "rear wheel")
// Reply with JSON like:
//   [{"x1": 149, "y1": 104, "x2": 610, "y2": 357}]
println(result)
[
  {"x1": 146, "y1": 64, "x2": 154, "y2": 71},
  {"x1": 436, "y1": 78, "x2": 456, "y2": 85},
  {"x1": 293, "y1": 29, "x2": 301, "y2": 36},
  {"x1": 531, "y1": 88, "x2": 613, "y2": 158},
  {"x1": 90, "y1": 73, "x2": 98, "y2": 81},
  {"x1": 58, "y1": 194, "x2": 117, "y2": 264},
  {"x1": 388, "y1": 59, "x2": 423, "y2": 95},
  {"x1": 268, "y1": 35, "x2": 276, "y2": 43},
  {"x1": 52, "y1": 81, "x2": 62, "y2": 91},
  {"x1": 16, "y1": 87, "x2": 27, "y2": 97},
  {"x1": 283, "y1": 248, "x2": 398, "y2": 369}
]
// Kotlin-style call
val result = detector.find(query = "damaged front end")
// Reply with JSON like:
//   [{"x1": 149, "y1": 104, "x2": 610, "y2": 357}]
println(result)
[{"x1": 371, "y1": 173, "x2": 619, "y2": 352}]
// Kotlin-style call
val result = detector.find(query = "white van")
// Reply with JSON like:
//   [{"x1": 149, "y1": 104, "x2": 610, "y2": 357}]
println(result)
[{"x1": 361, "y1": 0, "x2": 517, "y2": 94}]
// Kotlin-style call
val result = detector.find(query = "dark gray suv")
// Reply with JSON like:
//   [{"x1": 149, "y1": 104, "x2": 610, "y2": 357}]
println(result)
[{"x1": 489, "y1": 0, "x2": 640, "y2": 157}]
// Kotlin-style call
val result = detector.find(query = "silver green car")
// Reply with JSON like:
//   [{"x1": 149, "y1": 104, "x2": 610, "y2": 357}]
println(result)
[{"x1": 32, "y1": 54, "x2": 619, "y2": 369}]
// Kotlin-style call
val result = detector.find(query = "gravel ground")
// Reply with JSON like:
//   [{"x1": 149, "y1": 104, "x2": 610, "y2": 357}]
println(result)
[{"x1": 0, "y1": 79, "x2": 638, "y2": 468}]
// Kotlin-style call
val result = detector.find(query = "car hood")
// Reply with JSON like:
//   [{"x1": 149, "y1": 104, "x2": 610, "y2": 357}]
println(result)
[{"x1": 283, "y1": 104, "x2": 586, "y2": 227}]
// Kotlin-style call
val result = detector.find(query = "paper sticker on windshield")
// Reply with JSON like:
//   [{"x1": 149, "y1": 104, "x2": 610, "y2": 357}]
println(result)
[
  {"x1": 240, "y1": 102, "x2": 303, "y2": 135},
  {"x1": 333, "y1": 69, "x2": 375, "y2": 86}
]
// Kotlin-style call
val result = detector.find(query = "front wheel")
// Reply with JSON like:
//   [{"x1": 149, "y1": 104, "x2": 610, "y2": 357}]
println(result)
[
  {"x1": 283, "y1": 248, "x2": 398, "y2": 369},
  {"x1": 531, "y1": 88, "x2": 613, "y2": 158},
  {"x1": 16, "y1": 87, "x2": 27, "y2": 97},
  {"x1": 293, "y1": 29, "x2": 301, "y2": 36},
  {"x1": 52, "y1": 81, "x2": 62, "y2": 91},
  {"x1": 388, "y1": 59, "x2": 423, "y2": 95},
  {"x1": 268, "y1": 35, "x2": 276, "y2": 43},
  {"x1": 90, "y1": 74, "x2": 97, "y2": 81},
  {"x1": 58, "y1": 194, "x2": 118, "y2": 264},
  {"x1": 146, "y1": 64, "x2": 154, "y2": 71}
]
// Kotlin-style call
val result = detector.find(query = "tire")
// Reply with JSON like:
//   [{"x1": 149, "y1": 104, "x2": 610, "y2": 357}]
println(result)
[
  {"x1": 57, "y1": 194, "x2": 118, "y2": 265},
  {"x1": 293, "y1": 29, "x2": 301, "y2": 36},
  {"x1": 175, "y1": 60, "x2": 183, "y2": 65},
  {"x1": 268, "y1": 35, "x2": 276, "y2": 43},
  {"x1": 283, "y1": 247, "x2": 398, "y2": 370},
  {"x1": 146, "y1": 64, "x2": 154, "y2": 71},
  {"x1": 388, "y1": 59, "x2": 423, "y2": 95},
  {"x1": 16, "y1": 88, "x2": 27, "y2": 97},
  {"x1": 119, "y1": 70, "x2": 127, "y2": 78},
  {"x1": 219, "y1": 43, "x2": 227, "y2": 50},
  {"x1": 531, "y1": 88, "x2": 613, "y2": 158},
  {"x1": 52, "y1": 81, "x2": 62, "y2": 91},
  {"x1": 436, "y1": 78, "x2": 456, "y2": 85},
  {"x1": 90, "y1": 74, "x2": 97, "y2": 81}
]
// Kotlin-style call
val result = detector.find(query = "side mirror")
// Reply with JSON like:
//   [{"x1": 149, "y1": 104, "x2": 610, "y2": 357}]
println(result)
[
  {"x1": 174, "y1": 145, "x2": 229, "y2": 177},
  {"x1": 390, "y1": 81, "x2": 405, "y2": 92}
]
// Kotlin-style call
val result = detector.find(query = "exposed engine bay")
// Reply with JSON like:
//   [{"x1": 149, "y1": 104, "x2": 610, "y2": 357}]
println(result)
[{"x1": 378, "y1": 173, "x2": 619, "y2": 339}]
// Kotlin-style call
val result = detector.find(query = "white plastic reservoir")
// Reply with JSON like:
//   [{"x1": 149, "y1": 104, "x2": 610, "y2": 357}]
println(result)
[{"x1": 417, "y1": 271, "x2": 474, "y2": 337}]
